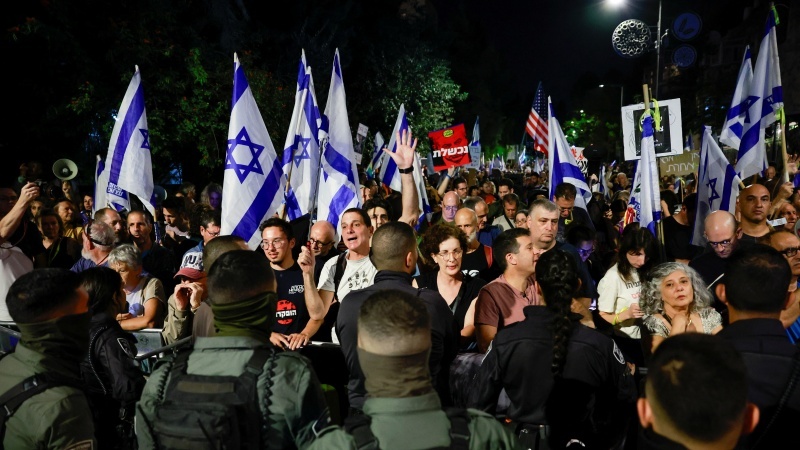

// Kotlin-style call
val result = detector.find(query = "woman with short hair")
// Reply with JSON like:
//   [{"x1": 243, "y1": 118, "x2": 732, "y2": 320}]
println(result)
[{"x1": 108, "y1": 244, "x2": 166, "y2": 330}]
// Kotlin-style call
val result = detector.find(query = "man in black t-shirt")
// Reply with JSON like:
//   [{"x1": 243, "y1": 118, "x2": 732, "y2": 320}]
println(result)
[{"x1": 260, "y1": 217, "x2": 328, "y2": 351}]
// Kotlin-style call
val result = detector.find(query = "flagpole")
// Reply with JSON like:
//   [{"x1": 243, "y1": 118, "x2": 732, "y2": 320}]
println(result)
[
  {"x1": 643, "y1": 83, "x2": 667, "y2": 258},
  {"x1": 781, "y1": 121, "x2": 790, "y2": 183},
  {"x1": 307, "y1": 136, "x2": 327, "y2": 241}
]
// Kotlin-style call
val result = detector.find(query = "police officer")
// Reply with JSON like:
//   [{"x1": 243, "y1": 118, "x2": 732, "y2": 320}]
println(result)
[
  {"x1": 469, "y1": 249, "x2": 637, "y2": 449},
  {"x1": 310, "y1": 289, "x2": 520, "y2": 449},
  {"x1": 0, "y1": 269, "x2": 96, "y2": 449},
  {"x1": 135, "y1": 250, "x2": 330, "y2": 450}
]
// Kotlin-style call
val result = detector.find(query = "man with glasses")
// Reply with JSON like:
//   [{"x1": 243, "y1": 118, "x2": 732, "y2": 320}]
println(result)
[
  {"x1": 308, "y1": 220, "x2": 341, "y2": 282},
  {"x1": 553, "y1": 182, "x2": 594, "y2": 244},
  {"x1": 759, "y1": 230, "x2": 800, "y2": 335},
  {"x1": 179, "y1": 208, "x2": 221, "y2": 275},
  {"x1": 260, "y1": 217, "x2": 325, "y2": 350},
  {"x1": 690, "y1": 210, "x2": 749, "y2": 324}
]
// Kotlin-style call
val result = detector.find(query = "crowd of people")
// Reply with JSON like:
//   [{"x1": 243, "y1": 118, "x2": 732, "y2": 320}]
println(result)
[{"x1": 1, "y1": 144, "x2": 799, "y2": 449}]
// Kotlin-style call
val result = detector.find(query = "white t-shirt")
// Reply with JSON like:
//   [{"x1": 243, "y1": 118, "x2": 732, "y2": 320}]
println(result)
[
  {"x1": 126, "y1": 277, "x2": 166, "y2": 318},
  {"x1": 318, "y1": 251, "x2": 377, "y2": 302},
  {"x1": 597, "y1": 263, "x2": 641, "y2": 339}
]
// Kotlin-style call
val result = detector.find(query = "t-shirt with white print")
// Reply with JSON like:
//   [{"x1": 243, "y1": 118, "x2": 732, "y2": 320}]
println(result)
[{"x1": 318, "y1": 251, "x2": 377, "y2": 303}]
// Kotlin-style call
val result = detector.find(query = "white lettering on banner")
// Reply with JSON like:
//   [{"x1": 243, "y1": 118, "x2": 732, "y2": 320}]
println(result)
[
  {"x1": 106, "y1": 182, "x2": 125, "y2": 196},
  {"x1": 276, "y1": 310, "x2": 298, "y2": 319},
  {"x1": 432, "y1": 146, "x2": 469, "y2": 158}
]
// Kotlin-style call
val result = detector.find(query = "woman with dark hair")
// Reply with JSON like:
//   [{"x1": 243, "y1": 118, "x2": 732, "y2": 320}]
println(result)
[
  {"x1": 469, "y1": 249, "x2": 637, "y2": 449},
  {"x1": 37, "y1": 208, "x2": 82, "y2": 269},
  {"x1": 596, "y1": 222, "x2": 659, "y2": 367},
  {"x1": 413, "y1": 222, "x2": 487, "y2": 349},
  {"x1": 79, "y1": 266, "x2": 146, "y2": 450}
]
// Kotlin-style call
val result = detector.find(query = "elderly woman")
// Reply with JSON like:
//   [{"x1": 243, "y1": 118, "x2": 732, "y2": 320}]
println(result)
[
  {"x1": 413, "y1": 223, "x2": 486, "y2": 350},
  {"x1": 108, "y1": 243, "x2": 166, "y2": 331},
  {"x1": 37, "y1": 208, "x2": 82, "y2": 269},
  {"x1": 640, "y1": 262, "x2": 723, "y2": 353}
]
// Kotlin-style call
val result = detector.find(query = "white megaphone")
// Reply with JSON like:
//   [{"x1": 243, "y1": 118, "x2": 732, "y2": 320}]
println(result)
[{"x1": 52, "y1": 159, "x2": 78, "y2": 181}]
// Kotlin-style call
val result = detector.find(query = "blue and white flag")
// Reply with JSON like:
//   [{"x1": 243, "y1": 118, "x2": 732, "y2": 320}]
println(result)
[
  {"x1": 467, "y1": 117, "x2": 481, "y2": 170},
  {"x1": 547, "y1": 97, "x2": 591, "y2": 211},
  {"x1": 281, "y1": 50, "x2": 322, "y2": 221},
  {"x1": 101, "y1": 66, "x2": 155, "y2": 217},
  {"x1": 221, "y1": 53, "x2": 284, "y2": 249},
  {"x1": 736, "y1": 8, "x2": 783, "y2": 181},
  {"x1": 367, "y1": 131, "x2": 385, "y2": 179},
  {"x1": 378, "y1": 104, "x2": 410, "y2": 192},
  {"x1": 626, "y1": 115, "x2": 662, "y2": 235},
  {"x1": 599, "y1": 164, "x2": 610, "y2": 201},
  {"x1": 692, "y1": 126, "x2": 742, "y2": 246},
  {"x1": 318, "y1": 49, "x2": 361, "y2": 231},
  {"x1": 413, "y1": 152, "x2": 433, "y2": 230},
  {"x1": 94, "y1": 154, "x2": 129, "y2": 213},
  {"x1": 719, "y1": 46, "x2": 753, "y2": 150}
]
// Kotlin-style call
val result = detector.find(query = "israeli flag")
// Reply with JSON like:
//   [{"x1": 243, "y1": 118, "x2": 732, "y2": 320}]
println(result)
[
  {"x1": 626, "y1": 115, "x2": 662, "y2": 235},
  {"x1": 281, "y1": 50, "x2": 322, "y2": 221},
  {"x1": 599, "y1": 164, "x2": 610, "y2": 201},
  {"x1": 221, "y1": 53, "x2": 284, "y2": 249},
  {"x1": 318, "y1": 49, "x2": 361, "y2": 232},
  {"x1": 378, "y1": 104, "x2": 410, "y2": 192},
  {"x1": 719, "y1": 46, "x2": 753, "y2": 150},
  {"x1": 547, "y1": 97, "x2": 591, "y2": 212},
  {"x1": 102, "y1": 66, "x2": 154, "y2": 216},
  {"x1": 736, "y1": 7, "x2": 782, "y2": 181},
  {"x1": 413, "y1": 152, "x2": 433, "y2": 230},
  {"x1": 692, "y1": 126, "x2": 742, "y2": 246},
  {"x1": 367, "y1": 131, "x2": 385, "y2": 180},
  {"x1": 94, "y1": 154, "x2": 129, "y2": 213}
]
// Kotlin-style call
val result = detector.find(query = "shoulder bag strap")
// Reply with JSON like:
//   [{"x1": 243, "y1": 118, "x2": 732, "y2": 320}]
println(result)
[
  {"x1": 344, "y1": 414, "x2": 380, "y2": 450},
  {"x1": 443, "y1": 407, "x2": 471, "y2": 450}
]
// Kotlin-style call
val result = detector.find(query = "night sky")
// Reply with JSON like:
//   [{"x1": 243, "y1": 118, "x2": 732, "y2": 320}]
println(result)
[{"x1": 468, "y1": 0, "x2": 756, "y2": 111}]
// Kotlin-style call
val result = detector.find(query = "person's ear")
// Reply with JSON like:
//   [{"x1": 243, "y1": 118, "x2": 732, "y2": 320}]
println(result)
[
  {"x1": 741, "y1": 403, "x2": 760, "y2": 436},
  {"x1": 289, "y1": 238, "x2": 296, "y2": 249},
  {"x1": 716, "y1": 284, "x2": 729, "y2": 306},
  {"x1": 405, "y1": 251, "x2": 414, "y2": 269},
  {"x1": 637, "y1": 397, "x2": 654, "y2": 429}
]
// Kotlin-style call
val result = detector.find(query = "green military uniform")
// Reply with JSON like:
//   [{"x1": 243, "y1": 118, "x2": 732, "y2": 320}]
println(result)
[
  {"x1": 308, "y1": 392, "x2": 521, "y2": 450},
  {"x1": 0, "y1": 341, "x2": 96, "y2": 449},
  {"x1": 136, "y1": 336, "x2": 330, "y2": 450}
]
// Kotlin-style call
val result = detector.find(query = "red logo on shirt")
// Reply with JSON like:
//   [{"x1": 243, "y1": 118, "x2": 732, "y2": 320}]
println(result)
[{"x1": 276, "y1": 299, "x2": 297, "y2": 325}]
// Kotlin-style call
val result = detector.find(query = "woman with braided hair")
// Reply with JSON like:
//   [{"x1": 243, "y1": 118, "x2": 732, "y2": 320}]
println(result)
[{"x1": 469, "y1": 249, "x2": 638, "y2": 449}]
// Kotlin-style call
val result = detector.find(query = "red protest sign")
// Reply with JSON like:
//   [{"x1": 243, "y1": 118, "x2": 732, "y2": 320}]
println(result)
[{"x1": 428, "y1": 123, "x2": 471, "y2": 171}]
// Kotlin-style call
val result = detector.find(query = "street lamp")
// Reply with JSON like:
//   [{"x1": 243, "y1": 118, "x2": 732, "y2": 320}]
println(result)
[
  {"x1": 608, "y1": 0, "x2": 667, "y2": 98},
  {"x1": 599, "y1": 84, "x2": 624, "y2": 109}
]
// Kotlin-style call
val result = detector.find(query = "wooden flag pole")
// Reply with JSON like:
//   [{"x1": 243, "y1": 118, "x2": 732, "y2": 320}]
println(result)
[{"x1": 781, "y1": 120, "x2": 790, "y2": 183}]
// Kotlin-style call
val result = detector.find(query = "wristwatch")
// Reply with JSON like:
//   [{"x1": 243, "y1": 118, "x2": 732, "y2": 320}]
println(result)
[{"x1": 398, "y1": 166, "x2": 413, "y2": 174}]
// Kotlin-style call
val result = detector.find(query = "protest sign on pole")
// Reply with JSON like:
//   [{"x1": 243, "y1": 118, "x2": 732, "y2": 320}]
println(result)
[{"x1": 428, "y1": 123, "x2": 471, "y2": 171}]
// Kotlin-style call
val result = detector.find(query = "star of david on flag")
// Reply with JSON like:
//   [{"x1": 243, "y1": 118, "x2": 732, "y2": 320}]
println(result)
[
  {"x1": 220, "y1": 53, "x2": 283, "y2": 249},
  {"x1": 225, "y1": 127, "x2": 265, "y2": 183},
  {"x1": 692, "y1": 126, "x2": 741, "y2": 246}
]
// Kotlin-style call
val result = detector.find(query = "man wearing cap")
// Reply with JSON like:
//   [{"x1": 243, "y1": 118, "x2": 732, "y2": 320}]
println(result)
[{"x1": 161, "y1": 253, "x2": 207, "y2": 345}]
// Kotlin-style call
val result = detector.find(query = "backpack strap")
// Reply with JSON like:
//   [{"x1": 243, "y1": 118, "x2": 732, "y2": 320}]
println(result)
[
  {"x1": 344, "y1": 413, "x2": 379, "y2": 450},
  {"x1": 0, "y1": 373, "x2": 81, "y2": 443},
  {"x1": 443, "y1": 407, "x2": 471, "y2": 450},
  {"x1": 483, "y1": 245, "x2": 492, "y2": 267},
  {"x1": 332, "y1": 253, "x2": 348, "y2": 301}
]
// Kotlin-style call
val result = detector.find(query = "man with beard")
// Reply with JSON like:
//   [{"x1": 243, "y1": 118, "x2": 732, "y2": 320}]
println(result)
[
  {"x1": 455, "y1": 208, "x2": 498, "y2": 282},
  {"x1": 94, "y1": 207, "x2": 128, "y2": 245},
  {"x1": 739, "y1": 183, "x2": 772, "y2": 242},
  {"x1": 464, "y1": 197, "x2": 501, "y2": 247},
  {"x1": 70, "y1": 220, "x2": 115, "y2": 273},
  {"x1": 760, "y1": 230, "x2": 800, "y2": 338},
  {"x1": 127, "y1": 210, "x2": 177, "y2": 293}
]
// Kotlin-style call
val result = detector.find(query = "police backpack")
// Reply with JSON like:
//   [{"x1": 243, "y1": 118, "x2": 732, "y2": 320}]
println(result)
[
  {"x1": 343, "y1": 407, "x2": 471, "y2": 450},
  {"x1": 148, "y1": 346, "x2": 276, "y2": 450}
]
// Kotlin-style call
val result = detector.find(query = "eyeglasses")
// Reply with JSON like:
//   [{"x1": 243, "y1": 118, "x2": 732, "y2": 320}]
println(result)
[
  {"x1": 203, "y1": 228, "x2": 221, "y2": 237},
  {"x1": 577, "y1": 247, "x2": 594, "y2": 256},
  {"x1": 260, "y1": 239, "x2": 286, "y2": 250},
  {"x1": 309, "y1": 238, "x2": 333, "y2": 247},
  {"x1": 436, "y1": 249, "x2": 463, "y2": 260},
  {"x1": 706, "y1": 237, "x2": 733, "y2": 248},
  {"x1": 444, "y1": 205, "x2": 459, "y2": 212},
  {"x1": 780, "y1": 247, "x2": 800, "y2": 257}
]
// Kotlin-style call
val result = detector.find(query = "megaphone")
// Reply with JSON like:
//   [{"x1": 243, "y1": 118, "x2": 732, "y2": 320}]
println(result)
[
  {"x1": 153, "y1": 185, "x2": 167, "y2": 203},
  {"x1": 53, "y1": 159, "x2": 78, "y2": 181}
]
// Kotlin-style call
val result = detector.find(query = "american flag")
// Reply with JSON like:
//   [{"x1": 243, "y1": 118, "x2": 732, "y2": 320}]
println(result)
[{"x1": 526, "y1": 82, "x2": 549, "y2": 156}]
